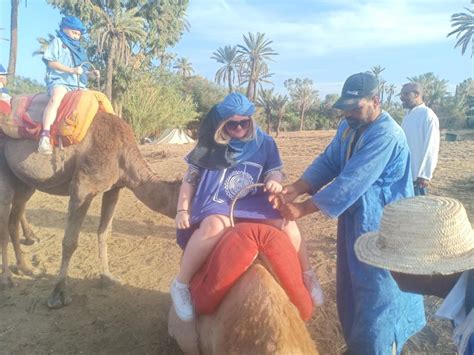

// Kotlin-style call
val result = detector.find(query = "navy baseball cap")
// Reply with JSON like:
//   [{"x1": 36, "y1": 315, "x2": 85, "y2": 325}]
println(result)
[{"x1": 333, "y1": 72, "x2": 379, "y2": 111}]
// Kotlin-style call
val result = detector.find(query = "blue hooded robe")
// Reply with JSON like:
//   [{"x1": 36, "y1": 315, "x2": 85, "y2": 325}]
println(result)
[{"x1": 302, "y1": 111, "x2": 426, "y2": 354}]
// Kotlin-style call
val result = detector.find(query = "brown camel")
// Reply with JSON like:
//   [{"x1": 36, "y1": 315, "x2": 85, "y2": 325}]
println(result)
[
  {"x1": 168, "y1": 263, "x2": 318, "y2": 354},
  {"x1": 0, "y1": 111, "x2": 181, "y2": 308}
]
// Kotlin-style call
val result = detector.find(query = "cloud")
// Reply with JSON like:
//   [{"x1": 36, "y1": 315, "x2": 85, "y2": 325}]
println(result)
[{"x1": 185, "y1": 0, "x2": 456, "y2": 57}]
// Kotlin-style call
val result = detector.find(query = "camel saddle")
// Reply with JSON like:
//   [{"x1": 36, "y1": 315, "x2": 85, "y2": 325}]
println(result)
[
  {"x1": 190, "y1": 222, "x2": 313, "y2": 321},
  {"x1": 0, "y1": 90, "x2": 114, "y2": 146}
]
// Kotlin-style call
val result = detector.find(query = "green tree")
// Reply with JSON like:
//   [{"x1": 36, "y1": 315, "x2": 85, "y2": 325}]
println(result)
[
  {"x1": 371, "y1": 65, "x2": 386, "y2": 103},
  {"x1": 407, "y1": 73, "x2": 449, "y2": 109},
  {"x1": 447, "y1": 7, "x2": 474, "y2": 57},
  {"x1": 122, "y1": 71, "x2": 197, "y2": 139},
  {"x1": 173, "y1": 57, "x2": 194, "y2": 79},
  {"x1": 181, "y1": 75, "x2": 226, "y2": 118},
  {"x1": 9, "y1": 76, "x2": 45, "y2": 95},
  {"x1": 46, "y1": 0, "x2": 189, "y2": 100},
  {"x1": 284, "y1": 78, "x2": 319, "y2": 131},
  {"x1": 256, "y1": 88, "x2": 274, "y2": 134},
  {"x1": 32, "y1": 34, "x2": 55, "y2": 57},
  {"x1": 89, "y1": 4, "x2": 147, "y2": 100},
  {"x1": 320, "y1": 94, "x2": 343, "y2": 128},
  {"x1": 385, "y1": 84, "x2": 396, "y2": 106},
  {"x1": 211, "y1": 45, "x2": 239, "y2": 93},
  {"x1": 271, "y1": 94, "x2": 288, "y2": 137},
  {"x1": 237, "y1": 32, "x2": 278, "y2": 100}
]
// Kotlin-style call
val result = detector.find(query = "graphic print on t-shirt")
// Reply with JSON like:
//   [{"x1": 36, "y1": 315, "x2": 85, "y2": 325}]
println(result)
[{"x1": 213, "y1": 161, "x2": 263, "y2": 202}]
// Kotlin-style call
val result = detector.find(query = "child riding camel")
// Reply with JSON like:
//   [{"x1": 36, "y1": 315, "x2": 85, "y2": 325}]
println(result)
[
  {"x1": 172, "y1": 92, "x2": 324, "y2": 321},
  {"x1": 39, "y1": 15, "x2": 99, "y2": 155}
]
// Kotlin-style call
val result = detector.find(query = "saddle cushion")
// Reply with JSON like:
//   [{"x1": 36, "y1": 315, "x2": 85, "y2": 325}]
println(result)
[
  {"x1": 51, "y1": 90, "x2": 114, "y2": 146},
  {"x1": 190, "y1": 222, "x2": 313, "y2": 321},
  {"x1": 0, "y1": 90, "x2": 114, "y2": 145}
]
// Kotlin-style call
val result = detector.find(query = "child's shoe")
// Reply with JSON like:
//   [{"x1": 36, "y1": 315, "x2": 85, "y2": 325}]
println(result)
[{"x1": 38, "y1": 136, "x2": 53, "y2": 155}]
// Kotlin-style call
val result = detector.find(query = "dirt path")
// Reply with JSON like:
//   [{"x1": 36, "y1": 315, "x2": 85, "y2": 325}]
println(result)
[{"x1": 1, "y1": 130, "x2": 473, "y2": 354}]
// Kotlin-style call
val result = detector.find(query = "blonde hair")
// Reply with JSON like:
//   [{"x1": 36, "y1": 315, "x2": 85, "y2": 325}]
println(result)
[{"x1": 214, "y1": 117, "x2": 256, "y2": 144}]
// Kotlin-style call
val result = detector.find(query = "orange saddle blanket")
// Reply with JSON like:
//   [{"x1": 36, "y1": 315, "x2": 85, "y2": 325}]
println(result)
[
  {"x1": 0, "y1": 90, "x2": 114, "y2": 146},
  {"x1": 190, "y1": 223, "x2": 313, "y2": 321}
]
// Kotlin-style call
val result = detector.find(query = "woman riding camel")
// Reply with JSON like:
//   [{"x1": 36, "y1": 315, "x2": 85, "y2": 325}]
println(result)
[{"x1": 171, "y1": 92, "x2": 324, "y2": 321}]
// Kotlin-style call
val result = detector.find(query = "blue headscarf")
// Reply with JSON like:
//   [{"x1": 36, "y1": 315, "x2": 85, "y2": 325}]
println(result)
[
  {"x1": 57, "y1": 16, "x2": 89, "y2": 85},
  {"x1": 187, "y1": 93, "x2": 264, "y2": 169}
]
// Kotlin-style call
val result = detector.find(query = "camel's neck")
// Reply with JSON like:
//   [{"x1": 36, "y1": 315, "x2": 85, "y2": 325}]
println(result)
[
  {"x1": 123, "y1": 154, "x2": 179, "y2": 219},
  {"x1": 131, "y1": 178, "x2": 179, "y2": 219}
]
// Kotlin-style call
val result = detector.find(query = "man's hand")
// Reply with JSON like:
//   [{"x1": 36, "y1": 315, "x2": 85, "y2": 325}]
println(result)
[
  {"x1": 92, "y1": 70, "x2": 100, "y2": 78},
  {"x1": 416, "y1": 177, "x2": 429, "y2": 188},
  {"x1": 279, "y1": 198, "x2": 319, "y2": 221}
]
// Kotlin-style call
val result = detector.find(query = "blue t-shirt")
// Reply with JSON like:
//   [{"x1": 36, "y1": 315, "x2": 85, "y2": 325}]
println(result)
[
  {"x1": 43, "y1": 37, "x2": 85, "y2": 91},
  {"x1": 189, "y1": 133, "x2": 283, "y2": 224}
]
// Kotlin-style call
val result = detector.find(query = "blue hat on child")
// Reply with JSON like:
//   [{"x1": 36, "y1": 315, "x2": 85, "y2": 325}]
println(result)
[
  {"x1": 60, "y1": 16, "x2": 86, "y2": 34},
  {"x1": 215, "y1": 92, "x2": 255, "y2": 121},
  {"x1": 0, "y1": 64, "x2": 7, "y2": 75}
]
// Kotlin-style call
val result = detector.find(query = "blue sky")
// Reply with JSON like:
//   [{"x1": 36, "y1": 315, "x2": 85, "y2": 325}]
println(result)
[{"x1": 1, "y1": 0, "x2": 472, "y2": 99}]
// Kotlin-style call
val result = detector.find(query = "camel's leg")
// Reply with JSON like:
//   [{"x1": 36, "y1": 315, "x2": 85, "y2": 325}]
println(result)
[
  {"x1": 9, "y1": 186, "x2": 37, "y2": 276},
  {"x1": 20, "y1": 212, "x2": 38, "y2": 246},
  {"x1": 47, "y1": 188, "x2": 95, "y2": 309},
  {"x1": 0, "y1": 155, "x2": 15, "y2": 288},
  {"x1": 0, "y1": 202, "x2": 14, "y2": 289},
  {"x1": 97, "y1": 188, "x2": 121, "y2": 287}
]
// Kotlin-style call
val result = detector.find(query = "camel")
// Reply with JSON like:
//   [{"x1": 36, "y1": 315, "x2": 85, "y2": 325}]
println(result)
[
  {"x1": 169, "y1": 263, "x2": 319, "y2": 354},
  {"x1": 0, "y1": 111, "x2": 181, "y2": 308}
]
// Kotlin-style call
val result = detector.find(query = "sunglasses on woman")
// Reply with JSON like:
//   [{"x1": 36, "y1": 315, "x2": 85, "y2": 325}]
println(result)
[{"x1": 225, "y1": 119, "x2": 251, "y2": 131}]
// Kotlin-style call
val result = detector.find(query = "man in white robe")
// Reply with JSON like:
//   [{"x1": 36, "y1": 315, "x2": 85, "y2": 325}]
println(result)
[{"x1": 400, "y1": 82, "x2": 440, "y2": 195}]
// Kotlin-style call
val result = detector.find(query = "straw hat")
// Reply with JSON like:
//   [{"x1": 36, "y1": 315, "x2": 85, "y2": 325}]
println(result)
[{"x1": 355, "y1": 196, "x2": 474, "y2": 275}]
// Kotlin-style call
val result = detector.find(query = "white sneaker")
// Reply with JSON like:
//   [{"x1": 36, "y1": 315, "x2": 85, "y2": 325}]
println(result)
[
  {"x1": 38, "y1": 136, "x2": 53, "y2": 155},
  {"x1": 170, "y1": 279, "x2": 194, "y2": 321},
  {"x1": 303, "y1": 270, "x2": 325, "y2": 306}
]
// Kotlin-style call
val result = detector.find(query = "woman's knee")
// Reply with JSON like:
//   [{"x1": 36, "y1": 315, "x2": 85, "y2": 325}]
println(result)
[{"x1": 198, "y1": 215, "x2": 230, "y2": 237}]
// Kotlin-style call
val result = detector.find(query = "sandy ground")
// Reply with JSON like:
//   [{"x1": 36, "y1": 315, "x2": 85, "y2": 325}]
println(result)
[{"x1": 1, "y1": 130, "x2": 473, "y2": 354}]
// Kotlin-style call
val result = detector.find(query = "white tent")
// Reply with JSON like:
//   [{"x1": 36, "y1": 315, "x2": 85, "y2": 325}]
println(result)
[{"x1": 155, "y1": 128, "x2": 194, "y2": 145}]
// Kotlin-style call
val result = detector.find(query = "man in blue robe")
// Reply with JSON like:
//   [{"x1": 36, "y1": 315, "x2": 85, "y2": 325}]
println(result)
[{"x1": 273, "y1": 72, "x2": 426, "y2": 354}]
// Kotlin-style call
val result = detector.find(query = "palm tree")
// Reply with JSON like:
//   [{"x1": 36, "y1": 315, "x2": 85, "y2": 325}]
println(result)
[
  {"x1": 256, "y1": 88, "x2": 274, "y2": 134},
  {"x1": 407, "y1": 73, "x2": 448, "y2": 108},
  {"x1": 8, "y1": 0, "x2": 20, "y2": 80},
  {"x1": 385, "y1": 84, "x2": 396, "y2": 106},
  {"x1": 272, "y1": 94, "x2": 288, "y2": 137},
  {"x1": 89, "y1": 3, "x2": 147, "y2": 99},
  {"x1": 447, "y1": 8, "x2": 474, "y2": 57},
  {"x1": 173, "y1": 57, "x2": 194, "y2": 79},
  {"x1": 285, "y1": 78, "x2": 318, "y2": 131},
  {"x1": 294, "y1": 85, "x2": 318, "y2": 131},
  {"x1": 237, "y1": 32, "x2": 278, "y2": 100},
  {"x1": 32, "y1": 34, "x2": 56, "y2": 57},
  {"x1": 239, "y1": 60, "x2": 274, "y2": 98},
  {"x1": 371, "y1": 65, "x2": 385, "y2": 79},
  {"x1": 211, "y1": 45, "x2": 239, "y2": 93},
  {"x1": 371, "y1": 65, "x2": 386, "y2": 102}
]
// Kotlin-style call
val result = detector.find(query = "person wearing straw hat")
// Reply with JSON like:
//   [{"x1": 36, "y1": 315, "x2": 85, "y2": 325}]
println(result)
[
  {"x1": 400, "y1": 82, "x2": 440, "y2": 196},
  {"x1": 271, "y1": 72, "x2": 425, "y2": 354},
  {"x1": 38, "y1": 15, "x2": 100, "y2": 155},
  {"x1": 355, "y1": 195, "x2": 474, "y2": 355}
]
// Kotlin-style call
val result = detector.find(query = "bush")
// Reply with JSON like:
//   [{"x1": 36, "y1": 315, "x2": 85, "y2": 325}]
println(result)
[{"x1": 122, "y1": 72, "x2": 198, "y2": 139}]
